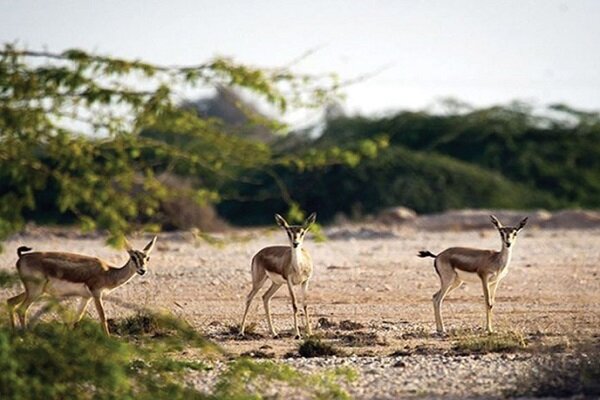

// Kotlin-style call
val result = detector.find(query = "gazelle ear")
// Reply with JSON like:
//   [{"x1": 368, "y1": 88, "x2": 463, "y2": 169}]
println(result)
[
  {"x1": 303, "y1": 212, "x2": 317, "y2": 230},
  {"x1": 517, "y1": 217, "x2": 528, "y2": 231},
  {"x1": 143, "y1": 236, "x2": 157, "y2": 254},
  {"x1": 124, "y1": 237, "x2": 134, "y2": 252},
  {"x1": 490, "y1": 215, "x2": 502, "y2": 228},
  {"x1": 274, "y1": 214, "x2": 289, "y2": 229}
]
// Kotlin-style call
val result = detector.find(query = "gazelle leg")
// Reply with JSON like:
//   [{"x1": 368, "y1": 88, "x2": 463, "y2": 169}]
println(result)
[
  {"x1": 7, "y1": 292, "x2": 26, "y2": 331},
  {"x1": 489, "y1": 281, "x2": 499, "y2": 305},
  {"x1": 262, "y1": 282, "x2": 282, "y2": 337},
  {"x1": 92, "y1": 294, "x2": 109, "y2": 335},
  {"x1": 28, "y1": 298, "x2": 66, "y2": 327},
  {"x1": 301, "y1": 280, "x2": 311, "y2": 335},
  {"x1": 433, "y1": 276, "x2": 462, "y2": 333},
  {"x1": 240, "y1": 275, "x2": 267, "y2": 336},
  {"x1": 481, "y1": 275, "x2": 494, "y2": 333},
  {"x1": 16, "y1": 282, "x2": 46, "y2": 329},
  {"x1": 72, "y1": 297, "x2": 92, "y2": 328},
  {"x1": 286, "y1": 279, "x2": 301, "y2": 339},
  {"x1": 301, "y1": 280, "x2": 311, "y2": 336}
]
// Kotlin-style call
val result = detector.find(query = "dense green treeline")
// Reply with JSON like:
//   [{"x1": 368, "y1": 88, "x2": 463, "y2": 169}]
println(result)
[{"x1": 218, "y1": 103, "x2": 599, "y2": 224}]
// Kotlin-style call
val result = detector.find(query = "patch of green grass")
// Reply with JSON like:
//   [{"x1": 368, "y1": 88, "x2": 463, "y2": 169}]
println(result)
[
  {"x1": 452, "y1": 331, "x2": 527, "y2": 355},
  {"x1": 299, "y1": 337, "x2": 345, "y2": 357}
]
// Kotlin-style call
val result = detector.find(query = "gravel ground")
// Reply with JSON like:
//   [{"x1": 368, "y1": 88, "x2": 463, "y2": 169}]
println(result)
[{"x1": 1, "y1": 223, "x2": 599, "y2": 398}]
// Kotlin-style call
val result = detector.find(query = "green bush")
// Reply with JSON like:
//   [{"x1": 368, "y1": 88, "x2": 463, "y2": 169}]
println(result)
[
  {"x1": 0, "y1": 321, "x2": 133, "y2": 400},
  {"x1": 0, "y1": 311, "x2": 355, "y2": 400}
]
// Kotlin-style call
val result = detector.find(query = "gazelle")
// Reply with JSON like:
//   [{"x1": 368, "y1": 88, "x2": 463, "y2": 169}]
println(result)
[
  {"x1": 7, "y1": 236, "x2": 157, "y2": 335},
  {"x1": 418, "y1": 215, "x2": 528, "y2": 334},
  {"x1": 240, "y1": 213, "x2": 316, "y2": 339}
]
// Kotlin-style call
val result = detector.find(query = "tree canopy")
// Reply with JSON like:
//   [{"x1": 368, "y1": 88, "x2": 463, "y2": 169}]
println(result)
[{"x1": 0, "y1": 45, "x2": 389, "y2": 247}]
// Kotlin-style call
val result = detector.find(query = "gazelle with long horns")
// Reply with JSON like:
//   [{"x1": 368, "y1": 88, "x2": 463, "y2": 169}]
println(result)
[
  {"x1": 7, "y1": 236, "x2": 157, "y2": 335},
  {"x1": 418, "y1": 215, "x2": 528, "y2": 333},
  {"x1": 240, "y1": 213, "x2": 317, "y2": 339}
]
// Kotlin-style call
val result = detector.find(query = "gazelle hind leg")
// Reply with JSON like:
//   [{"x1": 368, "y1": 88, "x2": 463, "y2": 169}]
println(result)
[
  {"x1": 7, "y1": 292, "x2": 26, "y2": 331},
  {"x1": 240, "y1": 274, "x2": 267, "y2": 336},
  {"x1": 262, "y1": 282, "x2": 282, "y2": 337},
  {"x1": 16, "y1": 278, "x2": 47, "y2": 329},
  {"x1": 433, "y1": 269, "x2": 462, "y2": 333}
]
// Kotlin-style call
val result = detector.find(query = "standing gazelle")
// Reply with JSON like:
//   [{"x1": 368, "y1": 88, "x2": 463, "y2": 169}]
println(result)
[
  {"x1": 7, "y1": 236, "x2": 157, "y2": 335},
  {"x1": 418, "y1": 215, "x2": 528, "y2": 334},
  {"x1": 240, "y1": 213, "x2": 317, "y2": 339}
]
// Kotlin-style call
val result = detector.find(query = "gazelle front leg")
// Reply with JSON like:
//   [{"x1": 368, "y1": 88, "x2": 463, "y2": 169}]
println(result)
[
  {"x1": 286, "y1": 278, "x2": 301, "y2": 339},
  {"x1": 480, "y1": 274, "x2": 494, "y2": 333},
  {"x1": 301, "y1": 280, "x2": 312, "y2": 336},
  {"x1": 489, "y1": 281, "x2": 499, "y2": 305},
  {"x1": 92, "y1": 292, "x2": 110, "y2": 335},
  {"x1": 262, "y1": 282, "x2": 282, "y2": 337},
  {"x1": 72, "y1": 297, "x2": 92, "y2": 328}
]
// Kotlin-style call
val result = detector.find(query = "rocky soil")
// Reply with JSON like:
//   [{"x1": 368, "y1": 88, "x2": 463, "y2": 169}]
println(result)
[{"x1": 1, "y1": 217, "x2": 599, "y2": 398}]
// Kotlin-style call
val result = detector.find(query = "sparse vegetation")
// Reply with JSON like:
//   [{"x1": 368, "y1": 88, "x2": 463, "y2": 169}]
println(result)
[
  {"x1": 298, "y1": 337, "x2": 345, "y2": 357},
  {"x1": 338, "y1": 320, "x2": 364, "y2": 330},
  {"x1": 451, "y1": 331, "x2": 528, "y2": 355},
  {"x1": 0, "y1": 270, "x2": 19, "y2": 288},
  {"x1": 341, "y1": 331, "x2": 388, "y2": 347},
  {"x1": 0, "y1": 310, "x2": 357, "y2": 400},
  {"x1": 214, "y1": 358, "x2": 357, "y2": 400}
]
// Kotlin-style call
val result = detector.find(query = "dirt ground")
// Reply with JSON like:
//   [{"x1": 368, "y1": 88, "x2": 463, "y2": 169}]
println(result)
[{"x1": 1, "y1": 222, "x2": 599, "y2": 398}]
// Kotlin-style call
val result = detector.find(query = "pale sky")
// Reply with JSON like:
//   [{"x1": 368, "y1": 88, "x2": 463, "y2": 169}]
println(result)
[{"x1": 1, "y1": 0, "x2": 599, "y2": 119}]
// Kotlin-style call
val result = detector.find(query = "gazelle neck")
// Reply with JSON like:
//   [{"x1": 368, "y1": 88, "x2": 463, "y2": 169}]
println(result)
[
  {"x1": 498, "y1": 241, "x2": 513, "y2": 268},
  {"x1": 107, "y1": 258, "x2": 138, "y2": 288},
  {"x1": 290, "y1": 244, "x2": 303, "y2": 270}
]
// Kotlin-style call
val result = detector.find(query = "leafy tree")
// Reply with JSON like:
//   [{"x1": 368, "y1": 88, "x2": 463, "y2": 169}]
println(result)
[{"x1": 0, "y1": 45, "x2": 345, "y2": 246}]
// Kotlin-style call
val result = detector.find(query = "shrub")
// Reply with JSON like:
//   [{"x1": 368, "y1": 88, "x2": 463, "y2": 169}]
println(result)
[
  {"x1": 298, "y1": 337, "x2": 345, "y2": 357},
  {"x1": 451, "y1": 331, "x2": 527, "y2": 355}
]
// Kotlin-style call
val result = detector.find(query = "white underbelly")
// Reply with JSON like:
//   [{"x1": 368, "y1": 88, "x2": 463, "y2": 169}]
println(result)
[
  {"x1": 266, "y1": 270, "x2": 310, "y2": 285},
  {"x1": 46, "y1": 278, "x2": 91, "y2": 297},
  {"x1": 455, "y1": 269, "x2": 481, "y2": 283},
  {"x1": 455, "y1": 268, "x2": 509, "y2": 284},
  {"x1": 266, "y1": 271, "x2": 287, "y2": 285}
]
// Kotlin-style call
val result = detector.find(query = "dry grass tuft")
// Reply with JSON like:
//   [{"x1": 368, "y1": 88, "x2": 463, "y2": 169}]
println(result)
[
  {"x1": 298, "y1": 337, "x2": 345, "y2": 357},
  {"x1": 451, "y1": 331, "x2": 527, "y2": 355}
]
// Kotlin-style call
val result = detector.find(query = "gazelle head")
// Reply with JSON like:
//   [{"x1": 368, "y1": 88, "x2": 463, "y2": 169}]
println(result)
[
  {"x1": 125, "y1": 236, "x2": 157, "y2": 275},
  {"x1": 490, "y1": 215, "x2": 528, "y2": 248},
  {"x1": 274, "y1": 212, "x2": 317, "y2": 249}
]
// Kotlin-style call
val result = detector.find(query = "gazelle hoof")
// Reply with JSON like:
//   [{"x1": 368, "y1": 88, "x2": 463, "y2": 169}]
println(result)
[{"x1": 434, "y1": 330, "x2": 448, "y2": 338}]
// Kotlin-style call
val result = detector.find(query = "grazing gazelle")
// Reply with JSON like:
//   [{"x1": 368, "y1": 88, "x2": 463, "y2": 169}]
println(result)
[
  {"x1": 418, "y1": 215, "x2": 528, "y2": 334},
  {"x1": 240, "y1": 213, "x2": 317, "y2": 339},
  {"x1": 7, "y1": 236, "x2": 157, "y2": 335}
]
